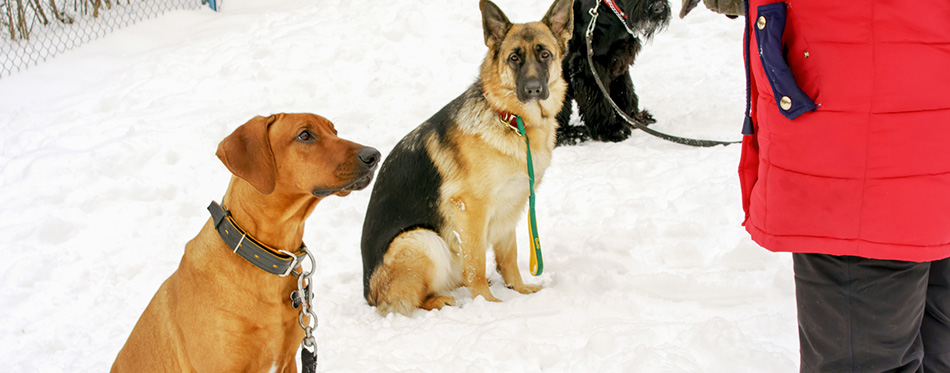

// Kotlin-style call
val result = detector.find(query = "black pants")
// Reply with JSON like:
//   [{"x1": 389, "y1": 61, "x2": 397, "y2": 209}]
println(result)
[{"x1": 793, "y1": 254, "x2": 950, "y2": 372}]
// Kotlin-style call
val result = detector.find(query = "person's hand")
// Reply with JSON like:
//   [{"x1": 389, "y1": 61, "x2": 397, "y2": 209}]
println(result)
[{"x1": 680, "y1": 0, "x2": 744, "y2": 18}]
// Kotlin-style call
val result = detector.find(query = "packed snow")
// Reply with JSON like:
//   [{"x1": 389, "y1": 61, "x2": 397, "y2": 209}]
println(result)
[{"x1": 0, "y1": 0, "x2": 799, "y2": 371}]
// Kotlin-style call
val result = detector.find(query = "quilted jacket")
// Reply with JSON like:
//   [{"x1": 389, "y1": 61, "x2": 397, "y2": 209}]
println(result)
[{"x1": 739, "y1": 0, "x2": 950, "y2": 261}]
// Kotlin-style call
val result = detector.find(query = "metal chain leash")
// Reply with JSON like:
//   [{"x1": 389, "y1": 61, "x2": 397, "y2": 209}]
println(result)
[{"x1": 291, "y1": 245, "x2": 318, "y2": 372}]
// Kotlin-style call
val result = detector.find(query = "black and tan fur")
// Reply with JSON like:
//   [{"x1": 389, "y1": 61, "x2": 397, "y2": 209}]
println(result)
[{"x1": 360, "y1": 0, "x2": 574, "y2": 316}]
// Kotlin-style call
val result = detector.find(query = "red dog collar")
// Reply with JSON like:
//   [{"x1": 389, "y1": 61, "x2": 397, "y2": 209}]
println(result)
[
  {"x1": 603, "y1": 0, "x2": 627, "y2": 19},
  {"x1": 495, "y1": 110, "x2": 521, "y2": 131}
]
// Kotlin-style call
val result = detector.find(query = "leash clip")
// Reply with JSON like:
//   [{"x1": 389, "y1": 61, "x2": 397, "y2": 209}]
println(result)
[{"x1": 587, "y1": 2, "x2": 600, "y2": 43}]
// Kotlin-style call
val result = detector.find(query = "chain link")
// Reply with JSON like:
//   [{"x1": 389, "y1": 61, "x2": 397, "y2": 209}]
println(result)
[
  {"x1": 293, "y1": 245, "x2": 318, "y2": 348},
  {"x1": 1, "y1": 0, "x2": 202, "y2": 79}
]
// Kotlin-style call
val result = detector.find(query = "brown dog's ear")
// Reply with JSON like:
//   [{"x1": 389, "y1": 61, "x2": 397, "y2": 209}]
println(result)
[
  {"x1": 480, "y1": 0, "x2": 512, "y2": 48},
  {"x1": 216, "y1": 115, "x2": 279, "y2": 195},
  {"x1": 542, "y1": 0, "x2": 574, "y2": 52}
]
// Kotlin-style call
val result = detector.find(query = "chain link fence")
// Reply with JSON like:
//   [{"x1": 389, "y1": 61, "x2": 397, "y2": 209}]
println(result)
[{"x1": 1, "y1": 0, "x2": 204, "y2": 79}]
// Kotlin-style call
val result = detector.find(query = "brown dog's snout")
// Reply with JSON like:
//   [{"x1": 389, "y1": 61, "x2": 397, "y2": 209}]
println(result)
[
  {"x1": 326, "y1": 146, "x2": 379, "y2": 196},
  {"x1": 358, "y1": 147, "x2": 381, "y2": 170}
]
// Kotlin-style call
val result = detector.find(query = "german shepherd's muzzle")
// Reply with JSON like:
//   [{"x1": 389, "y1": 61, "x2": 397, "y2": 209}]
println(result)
[{"x1": 509, "y1": 44, "x2": 556, "y2": 102}]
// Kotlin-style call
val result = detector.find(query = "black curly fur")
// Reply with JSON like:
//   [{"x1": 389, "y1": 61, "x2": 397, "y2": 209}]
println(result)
[{"x1": 556, "y1": 0, "x2": 671, "y2": 146}]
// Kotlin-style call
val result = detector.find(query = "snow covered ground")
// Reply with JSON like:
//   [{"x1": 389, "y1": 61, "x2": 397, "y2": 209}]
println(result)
[{"x1": 0, "y1": 0, "x2": 799, "y2": 371}]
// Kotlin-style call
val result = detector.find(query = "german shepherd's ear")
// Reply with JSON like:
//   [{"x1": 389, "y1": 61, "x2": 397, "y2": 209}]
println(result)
[
  {"x1": 216, "y1": 114, "x2": 279, "y2": 195},
  {"x1": 479, "y1": 0, "x2": 512, "y2": 48},
  {"x1": 542, "y1": 0, "x2": 574, "y2": 52}
]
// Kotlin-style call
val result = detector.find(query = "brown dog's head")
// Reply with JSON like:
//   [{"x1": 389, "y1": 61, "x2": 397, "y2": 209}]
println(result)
[
  {"x1": 479, "y1": 0, "x2": 574, "y2": 103},
  {"x1": 216, "y1": 113, "x2": 379, "y2": 197}
]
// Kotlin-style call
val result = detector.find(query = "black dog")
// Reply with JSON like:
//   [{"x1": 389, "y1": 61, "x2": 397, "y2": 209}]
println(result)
[{"x1": 556, "y1": 0, "x2": 671, "y2": 145}]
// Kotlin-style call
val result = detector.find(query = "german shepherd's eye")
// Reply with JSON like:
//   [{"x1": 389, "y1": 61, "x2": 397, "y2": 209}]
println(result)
[
  {"x1": 540, "y1": 50, "x2": 551, "y2": 59},
  {"x1": 508, "y1": 53, "x2": 520, "y2": 63},
  {"x1": 296, "y1": 129, "x2": 316, "y2": 143}
]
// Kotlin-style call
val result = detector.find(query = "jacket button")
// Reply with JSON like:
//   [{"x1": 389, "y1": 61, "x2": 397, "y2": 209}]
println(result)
[
  {"x1": 780, "y1": 96, "x2": 792, "y2": 111},
  {"x1": 757, "y1": 16, "x2": 767, "y2": 30}
]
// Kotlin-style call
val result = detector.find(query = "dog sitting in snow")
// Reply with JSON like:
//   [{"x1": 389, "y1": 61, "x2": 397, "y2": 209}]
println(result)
[
  {"x1": 112, "y1": 114, "x2": 379, "y2": 372},
  {"x1": 360, "y1": 0, "x2": 573, "y2": 316},
  {"x1": 555, "y1": 0, "x2": 671, "y2": 145}
]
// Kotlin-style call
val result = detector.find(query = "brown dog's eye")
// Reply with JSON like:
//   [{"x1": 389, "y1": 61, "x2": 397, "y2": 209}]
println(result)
[
  {"x1": 296, "y1": 130, "x2": 316, "y2": 143},
  {"x1": 508, "y1": 53, "x2": 520, "y2": 63},
  {"x1": 540, "y1": 50, "x2": 551, "y2": 59}
]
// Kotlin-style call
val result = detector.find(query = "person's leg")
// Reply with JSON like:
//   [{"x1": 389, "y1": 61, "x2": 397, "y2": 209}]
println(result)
[
  {"x1": 923, "y1": 257, "x2": 950, "y2": 371},
  {"x1": 793, "y1": 253, "x2": 928, "y2": 373}
]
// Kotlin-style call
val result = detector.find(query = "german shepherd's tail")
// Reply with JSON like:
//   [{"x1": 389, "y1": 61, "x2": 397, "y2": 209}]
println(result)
[{"x1": 367, "y1": 229, "x2": 461, "y2": 316}]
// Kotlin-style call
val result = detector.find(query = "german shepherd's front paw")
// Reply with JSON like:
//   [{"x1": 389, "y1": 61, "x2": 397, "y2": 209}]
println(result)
[
  {"x1": 469, "y1": 285, "x2": 501, "y2": 302},
  {"x1": 421, "y1": 296, "x2": 457, "y2": 311},
  {"x1": 511, "y1": 283, "x2": 542, "y2": 294}
]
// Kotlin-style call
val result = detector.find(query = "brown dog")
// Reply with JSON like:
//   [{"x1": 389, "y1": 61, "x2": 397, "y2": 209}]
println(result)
[{"x1": 111, "y1": 113, "x2": 379, "y2": 372}]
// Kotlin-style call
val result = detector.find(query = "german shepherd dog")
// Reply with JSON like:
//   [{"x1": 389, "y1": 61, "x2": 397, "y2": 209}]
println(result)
[{"x1": 360, "y1": 0, "x2": 574, "y2": 316}]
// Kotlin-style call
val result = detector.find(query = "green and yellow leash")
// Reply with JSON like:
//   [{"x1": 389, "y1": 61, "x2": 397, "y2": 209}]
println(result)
[{"x1": 513, "y1": 115, "x2": 543, "y2": 276}]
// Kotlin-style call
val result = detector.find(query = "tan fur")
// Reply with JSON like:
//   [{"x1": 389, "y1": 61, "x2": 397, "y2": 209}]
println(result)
[
  {"x1": 369, "y1": 228, "x2": 462, "y2": 315},
  {"x1": 433, "y1": 97, "x2": 556, "y2": 302},
  {"x1": 112, "y1": 113, "x2": 374, "y2": 372},
  {"x1": 366, "y1": 0, "x2": 572, "y2": 315}
]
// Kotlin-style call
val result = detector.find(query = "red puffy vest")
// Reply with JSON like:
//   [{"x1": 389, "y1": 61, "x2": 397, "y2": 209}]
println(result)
[{"x1": 740, "y1": 0, "x2": 950, "y2": 261}]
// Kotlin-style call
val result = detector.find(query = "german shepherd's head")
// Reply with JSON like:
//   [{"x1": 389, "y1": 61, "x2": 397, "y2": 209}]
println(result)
[{"x1": 479, "y1": 0, "x2": 574, "y2": 104}]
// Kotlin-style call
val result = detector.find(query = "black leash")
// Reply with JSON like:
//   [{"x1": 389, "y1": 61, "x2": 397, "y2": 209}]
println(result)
[{"x1": 584, "y1": 1, "x2": 741, "y2": 147}]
